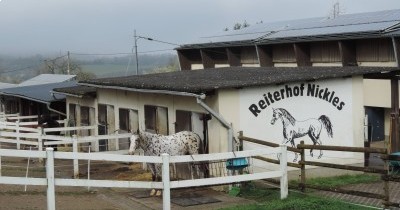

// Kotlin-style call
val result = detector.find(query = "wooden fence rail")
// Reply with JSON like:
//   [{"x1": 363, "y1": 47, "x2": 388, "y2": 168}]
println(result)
[{"x1": 238, "y1": 133, "x2": 399, "y2": 209}]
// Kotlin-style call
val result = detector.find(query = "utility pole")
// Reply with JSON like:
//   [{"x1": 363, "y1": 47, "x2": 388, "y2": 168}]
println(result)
[
  {"x1": 67, "y1": 51, "x2": 70, "y2": 75},
  {"x1": 132, "y1": 30, "x2": 178, "y2": 75},
  {"x1": 134, "y1": 30, "x2": 139, "y2": 75}
]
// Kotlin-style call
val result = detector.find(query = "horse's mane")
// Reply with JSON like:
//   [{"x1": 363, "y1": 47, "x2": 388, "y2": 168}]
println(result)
[{"x1": 277, "y1": 108, "x2": 296, "y2": 125}]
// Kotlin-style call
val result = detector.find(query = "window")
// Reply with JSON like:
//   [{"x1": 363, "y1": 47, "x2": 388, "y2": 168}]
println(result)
[{"x1": 144, "y1": 105, "x2": 168, "y2": 135}]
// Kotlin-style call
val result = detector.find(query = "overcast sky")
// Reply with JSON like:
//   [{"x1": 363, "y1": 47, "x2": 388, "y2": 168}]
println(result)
[{"x1": 0, "y1": 0, "x2": 400, "y2": 56}]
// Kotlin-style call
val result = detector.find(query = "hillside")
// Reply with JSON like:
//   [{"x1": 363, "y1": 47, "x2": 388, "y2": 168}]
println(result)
[{"x1": 0, "y1": 53, "x2": 179, "y2": 83}]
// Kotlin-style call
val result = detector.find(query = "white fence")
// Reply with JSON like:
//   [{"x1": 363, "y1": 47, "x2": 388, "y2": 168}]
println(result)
[
  {"x1": 0, "y1": 116, "x2": 133, "y2": 178},
  {"x1": 0, "y1": 146, "x2": 288, "y2": 210}
]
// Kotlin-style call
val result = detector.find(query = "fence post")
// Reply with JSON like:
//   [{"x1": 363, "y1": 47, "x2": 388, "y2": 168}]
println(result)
[
  {"x1": 280, "y1": 144, "x2": 288, "y2": 199},
  {"x1": 383, "y1": 149, "x2": 390, "y2": 208},
  {"x1": 162, "y1": 153, "x2": 171, "y2": 210},
  {"x1": 0, "y1": 142, "x2": 2, "y2": 176},
  {"x1": 46, "y1": 147, "x2": 56, "y2": 210},
  {"x1": 73, "y1": 135, "x2": 79, "y2": 179},
  {"x1": 38, "y1": 127, "x2": 44, "y2": 163},
  {"x1": 16, "y1": 120, "x2": 20, "y2": 150},
  {"x1": 300, "y1": 140, "x2": 306, "y2": 193},
  {"x1": 238, "y1": 131, "x2": 243, "y2": 151}
]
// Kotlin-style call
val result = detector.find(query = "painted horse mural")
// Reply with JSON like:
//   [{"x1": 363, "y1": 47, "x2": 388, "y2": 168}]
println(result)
[
  {"x1": 128, "y1": 130, "x2": 202, "y2": 196},
  {"x1": 270, "y1": 108, "x2": 333, "y2": 161}
]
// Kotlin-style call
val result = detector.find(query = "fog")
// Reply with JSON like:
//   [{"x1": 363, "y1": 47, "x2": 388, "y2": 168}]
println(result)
[{"x1": 0, "y1": 0, "x2": 399, "y2": 56}]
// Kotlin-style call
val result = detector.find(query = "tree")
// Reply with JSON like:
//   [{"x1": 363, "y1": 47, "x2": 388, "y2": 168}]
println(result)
[
  {"x1": 225, "y1": 20, "x2": 251, "y2": 31},
  {"x1": 150, "y1": 56, "x2": 179, "y2": 74},
  {"x1": 233, "y1": 22, "x2": 242, "y2": 30},
  {"x1": 40, "y1": 58, "x2": 96, "y2": 81}
]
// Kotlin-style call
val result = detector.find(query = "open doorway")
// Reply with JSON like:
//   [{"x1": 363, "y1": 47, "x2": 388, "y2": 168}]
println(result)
[{"x1": 119, "y1": 108, "x2": 138, "y2": 150}]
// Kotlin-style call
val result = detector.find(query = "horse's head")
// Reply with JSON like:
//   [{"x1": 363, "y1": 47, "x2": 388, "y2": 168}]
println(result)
[
  {"x1": 128, "y1": 133, "x2": 140, "y2": 155},
  {"x1": 270, "y1": 108, "x2": 281, "y2": 125}
]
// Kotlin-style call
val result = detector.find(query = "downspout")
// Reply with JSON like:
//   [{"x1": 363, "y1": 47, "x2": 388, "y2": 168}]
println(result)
[
  {"x1": 196, "y1": 96, "x2": 238, "y2": 152},
  {"x1": 47, "y1": 103, "x2": 67, "y2": 117}
]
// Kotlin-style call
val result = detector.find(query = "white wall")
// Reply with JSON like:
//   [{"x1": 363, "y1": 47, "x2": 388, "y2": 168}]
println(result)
[{"x1": 238, "y1": 77, "x2": 364, "y2": 166}]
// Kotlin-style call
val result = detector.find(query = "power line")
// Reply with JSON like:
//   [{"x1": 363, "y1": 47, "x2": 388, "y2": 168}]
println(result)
[{"x1": 70, "y1": 48, "x2": 175, "y2": 56}]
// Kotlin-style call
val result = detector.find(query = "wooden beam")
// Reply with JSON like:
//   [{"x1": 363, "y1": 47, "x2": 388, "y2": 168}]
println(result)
[
  {"x1": 392, "y1": 37, "x2": 400, "y2": 67},
  {"x1": 256, "y1": 45, "x2": 273, "y2": 67},
  {"x1": 391, "y1": 37, "x2": 400, "y2": 153},
  {"x1": 177, "y1": 50, "x2": 192, "y2": 70},
  {"x1": 391, "y1": 78, "x2": 400, "y2": 153},
  {"x1": 338, "y1": 40, "x2": 357, "y2": 66},
  {"x1": 200, "y1": 49, "x2": 215, "y2": 69},
  {"x1": 226, "y1": 48, "x2": 241, "y2": 66},
  {"x1": 293, "y1": 43, "x2": 311, "y2": 66}
]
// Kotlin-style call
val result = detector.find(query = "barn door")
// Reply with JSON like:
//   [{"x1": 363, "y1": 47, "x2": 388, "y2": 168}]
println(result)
[
  {"x1": 145, "y1": 105, "x2": 168, "y2": 135},
  {"x1": 175, "y1": 110, "x2": 208, "y2": 154},
  {"x1": 119, "y1": 108, "x2": 138, "y2": 150},
  {"x1": 365, "y1": 107, "x2": 384, "y2": 141},
  {"x1": 175, "y1": 110, "x2": 192, "y2": 132},
  {"x1": 98, "y1": 104, "x2": 108, "y2": 151},
  {"x1": 156, "y1": 107, "x2": 168, "y2": 135}
]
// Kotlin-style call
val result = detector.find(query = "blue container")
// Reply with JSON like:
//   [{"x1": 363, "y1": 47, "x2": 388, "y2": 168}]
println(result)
[{"x1": 226, "y1": 158, "x2": 249, "y2": 170}]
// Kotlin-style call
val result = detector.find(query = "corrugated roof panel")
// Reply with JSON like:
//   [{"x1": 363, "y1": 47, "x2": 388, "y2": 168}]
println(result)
[
  {"x1": 267, "y1": 21, "x2": 398, "y2": 40},
  {"x1": 0, "y1": 82, "x2": 17, "y2": 89},
  {"x1": 79, "y1": 67, "x2": 400, "y2": 94},
  {"x1": 0, "y1": 81, "x2": 77, "y2": 104},
  {"x1": 19, "y1": 74, "x2": 76, "y2": 86}
]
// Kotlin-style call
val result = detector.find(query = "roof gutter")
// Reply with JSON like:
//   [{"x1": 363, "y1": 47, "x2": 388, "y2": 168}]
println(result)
[
  {"x1": 78, "y1": 83, "x2": 205, "y2": 99},
  {"x1": 80, "y1": 82, "x2": 237, "y2": 152},
  {"x1": 50, "y1": 90, "x2": 83, "y2": 98}
]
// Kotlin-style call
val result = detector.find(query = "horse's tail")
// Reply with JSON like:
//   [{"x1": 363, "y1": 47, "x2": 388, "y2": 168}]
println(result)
[
  {"x1": 194, "y1": 132, "x2": 204, "y2": 154},
  {"x1": 318, "y1": 115, "x2": 333, "y2": 138}
]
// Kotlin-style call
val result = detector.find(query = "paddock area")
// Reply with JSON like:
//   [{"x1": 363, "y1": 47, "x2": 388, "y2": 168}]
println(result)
[{"x1": 0, "y1": 155, "x2": 255, "y2": 210}]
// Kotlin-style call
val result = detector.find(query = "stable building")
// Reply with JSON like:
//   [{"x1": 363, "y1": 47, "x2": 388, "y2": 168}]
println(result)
[
  {"x1": 176, "y1": 9, "x2": 400, "y2": 152},
  {"x1": 0, "y1": 74, "x2": 76, "y2": 117},
  {"x1": 53, "y1": 67, "x2": 400, "y2": 167}
]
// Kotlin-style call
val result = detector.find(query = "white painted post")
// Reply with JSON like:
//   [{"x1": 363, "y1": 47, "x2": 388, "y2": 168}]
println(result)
[
  {"x1": 46, "y1": 147, "x2": 56, "y2": 210},
  {"x1": 162, "y1": 153, "x2": 171, "y2": 210},
  {"x1": 73, "y1": 135, "x2": 79, "y2": 179},
  {"x1": 24, "y1": 146, "x2": 32, "y2": 191},
  {"x1": 280, "y1": 144, "x2": 288, "y2": 199},
  {"x1": 16, "y1": 120, "x2": 20, "y2": 150},
  {"x1": 87, "y1": 147, "x2": 91, "y2": 191},
  {"x1": 64, "y1": 119, "x2": 68, "y2": 137},
  {"x1": 0, "y1": 142, "x2": 2, "y2": 176},
  {"x1": 38, "y1": 127, "x2": 44, "y2": 163}
]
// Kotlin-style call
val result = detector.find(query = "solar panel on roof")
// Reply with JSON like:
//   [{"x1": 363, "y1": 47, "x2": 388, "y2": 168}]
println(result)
[{"x1": 182, "y1": 9, "x2": 400, "y2": 47}]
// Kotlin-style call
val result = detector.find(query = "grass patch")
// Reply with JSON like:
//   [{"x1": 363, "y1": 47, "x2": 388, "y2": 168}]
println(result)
[
  {"x1": 290, "y1": 174, "x2": 381, "y2": 188},
  {"x1": 220, "y1": 183, "x2": 374, "y2": 210}
]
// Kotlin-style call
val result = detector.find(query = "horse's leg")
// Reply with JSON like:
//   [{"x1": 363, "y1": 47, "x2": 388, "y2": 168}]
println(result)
[
  {"x1": 290, "y1": 141, "x2": 298, "y2": 162},
  {"x1": 309, "y1": 134, "x2": 317, "y2": 158},
  {"x1": 149, "y1": 164, "x2": 157, "y2": 196},
  {"x1": 316, "y1": 138, "x2": 323, "y2": 159},
  {"x1": 156, "y1": 164, "x2": 163, "y2": 196}
]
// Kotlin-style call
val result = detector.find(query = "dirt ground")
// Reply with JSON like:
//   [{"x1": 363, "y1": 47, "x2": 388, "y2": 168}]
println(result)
[{"x1": 0, "y1": 156, "x2": 254, "y2": 210}]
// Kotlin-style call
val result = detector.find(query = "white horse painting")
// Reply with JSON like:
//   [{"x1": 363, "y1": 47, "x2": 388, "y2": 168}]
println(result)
[
  {"x1": 128, "y1": 130, "x2": 202, "y2": 196},
  {"x1": 270, "y1": 108, "x2": 333, "y2": 161}
]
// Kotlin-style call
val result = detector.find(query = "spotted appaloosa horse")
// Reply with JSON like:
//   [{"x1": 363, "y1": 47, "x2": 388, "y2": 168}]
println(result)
[{"x1": 128, "y1": 130, "x2": 202, "y2": 196}]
